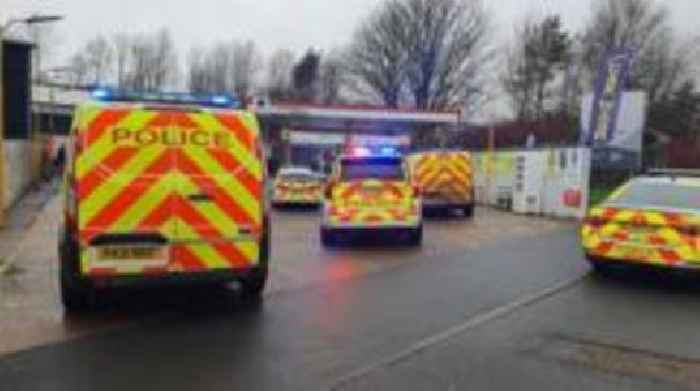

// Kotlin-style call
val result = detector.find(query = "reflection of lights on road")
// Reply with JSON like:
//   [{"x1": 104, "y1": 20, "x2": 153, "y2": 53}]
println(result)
[{"x1": 326, "y1": 256, "x2": 365, "y2": 280}]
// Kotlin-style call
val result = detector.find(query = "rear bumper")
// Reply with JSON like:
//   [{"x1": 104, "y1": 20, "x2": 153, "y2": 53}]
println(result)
[
  {"x1": 273, "y1": 199, "x2": 320, "y2": 207},
  {"x1": 322, "y1": 221, "x2": 420, "y2": 230},
  {"x1": 422, "y1": 200, "x2": 472, "y2": 209},
  {"x1": 585, "y1": 253, "x2": 700, "y2": 271},
  {"x1": 83, "y1": 267, "x2": 266, "y2": 289}
]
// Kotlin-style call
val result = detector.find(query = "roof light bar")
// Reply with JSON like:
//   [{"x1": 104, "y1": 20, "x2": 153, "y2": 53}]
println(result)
[{"x1": 90, "y1": 88, "x2": 239, "y2": 108}]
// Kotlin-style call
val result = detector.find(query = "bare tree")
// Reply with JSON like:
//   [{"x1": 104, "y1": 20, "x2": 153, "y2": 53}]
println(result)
[
  {"x1": 151, "y1": 29, "x2": 178, "y2": 89},
  {"x1": 402, "y1": 0, "x2": 491, "y2": 111},
  {"x1": 187, "y1": 46, "x2": 211, "y2": 93},
  {"x1": 113, "y1": 34, "x2": 131, "y2": 89},
  {"x1": 502, "y1": 15, "x2": 571, "y2": 120},
  {"x1": 319, "y1": 52, "x2": 347, "y2": 104},
  {"x1": 66, "y1": 35, "x2": 115, "y2": 86},
  {"x1": 231, "y1": 40, "x2": 262, "y2": 99},
  {"x1": 186, "y1": 40, "x2": 262, "y2": 97},
  {"x1": 346, "y1": 1, "x2": 409, "y2": 108},
  {"x1": 124, "y1": 29, "x2": 179, "y2": 91},
  {"x1": 292, "y1": 49, "x2": 321, "y2": 102},
  {"x1": 66, "y1": 53, "x2": 89, "y2": 86},
  {"x1": 347, "y1": 0, "x2": 492, "y2": 112},
  {"x1": 266, "y1": 49, "x2": 295, "y2": 100},
  {"x1": 84, "y1": 35, "x2": 114, "y2": 85}
]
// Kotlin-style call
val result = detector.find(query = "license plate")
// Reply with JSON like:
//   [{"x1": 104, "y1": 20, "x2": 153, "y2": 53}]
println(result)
[
  {"x1": 94, "y1": 246, "x2": 168, "y2": 267},
  {"x1": 361, "y1": 189, "x2": 381, "y2": 198}
]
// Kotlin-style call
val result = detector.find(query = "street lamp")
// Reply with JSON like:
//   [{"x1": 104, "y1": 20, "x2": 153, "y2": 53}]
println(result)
[{"x1": 0, "y1": 14, "x2": 63, "y2": 226}]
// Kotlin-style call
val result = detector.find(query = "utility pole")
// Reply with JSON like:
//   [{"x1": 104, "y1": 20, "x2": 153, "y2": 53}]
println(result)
[{"x1": 0, "y1": 14, "x2": 63, "y2": 226}]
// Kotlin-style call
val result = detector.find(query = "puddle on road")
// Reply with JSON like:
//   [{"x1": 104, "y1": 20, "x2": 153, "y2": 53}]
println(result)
[{"x1": 530, "y1": 334, "x2": 700, "y2": 388}]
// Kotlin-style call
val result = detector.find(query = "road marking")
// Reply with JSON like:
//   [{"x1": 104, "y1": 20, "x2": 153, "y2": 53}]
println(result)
[{"x1": 329, "y1": 273, "x2": 586, "y2": 390}]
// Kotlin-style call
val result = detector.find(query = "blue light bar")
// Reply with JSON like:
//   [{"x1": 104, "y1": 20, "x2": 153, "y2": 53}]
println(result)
[
  {"x1": 352, "y1": 147, "x2": 372, "y2": 157},
  {"x1": 90, "y1": 88, "x2": 239, "y2": 108},
  {"x1": 380, "y1": 146, "x2": 398, "y2": 156}
]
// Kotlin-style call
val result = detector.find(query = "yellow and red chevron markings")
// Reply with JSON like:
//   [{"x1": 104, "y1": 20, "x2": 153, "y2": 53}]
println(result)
[
  {"x1": 326, "y1": 180, "x2": 419, "y2": 227},
  {"x1": 71, "y1": 104, "x2": 263, "y2": 276},
  {"x1": 409, "y1": 151, "x2": 473, "y2": 204},
  {"x1": 581, "y1": 206, "x2": 700, "y2": 267}
]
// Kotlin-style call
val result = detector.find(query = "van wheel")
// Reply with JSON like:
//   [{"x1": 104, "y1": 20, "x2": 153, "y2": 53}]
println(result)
[
  {"x1": 60, "y1": 272, "x2": 92, "y2": 313},
  {"x1": 462, "y1": 205, "x2": 474, "y2": 218},
  {"x1": 240, "y1": 217, "x2": 270, "y2": 299},
  {"x1": 321, "y1": 228, "x2": 336, "y2": 247},
  {"x1": 59, "y1": 231, "x2": 93, "y2": 312},
  {"x1": 240, "y1": 268, "x2": 268, "y2": 299}
]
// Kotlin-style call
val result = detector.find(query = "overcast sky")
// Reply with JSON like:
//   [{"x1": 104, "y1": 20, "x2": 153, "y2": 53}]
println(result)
[
  {"x1": 2, "y1": 0, "x2": 699, "y2": 116},
  {"x1": 4, "y1": 0, "x2": 698, "y2": 66}
]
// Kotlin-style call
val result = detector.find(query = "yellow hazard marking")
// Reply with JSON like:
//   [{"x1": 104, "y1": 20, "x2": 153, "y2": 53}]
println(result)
[
  {"x1": 175, "y1": 220, "x2": 231, "y2": 270},
  {"x1": 76, "y1": 110, "x2": 158, "y2": 179},
  {"x1": 179, "y1": 146, "x2": 261, "y2": 223},
  {"x1": 79, "y1": 143, "x2": 168, "y2": 227},
  {"x1": 109, "y1": 173, "x2": 178, "y2": 233},
  {"x1": 187, "y1": 113, "x2": 262, "y2": 180}
]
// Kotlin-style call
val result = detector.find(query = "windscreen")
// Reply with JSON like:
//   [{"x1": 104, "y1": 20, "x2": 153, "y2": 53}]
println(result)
[
  {"x1": 606, "y1": 180, "x2": 700, "y2": 211},
  {"x1": 341, "y1": 158, "x2": 405, "y2": 181},
  {"x1": 279, "y1": 173, "x2": 316, "y2": 182}
]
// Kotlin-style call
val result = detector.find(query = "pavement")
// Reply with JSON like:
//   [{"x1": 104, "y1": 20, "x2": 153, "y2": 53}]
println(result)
[{"x1": 1, "y1": 195, "x2": 700, "y2": 390}]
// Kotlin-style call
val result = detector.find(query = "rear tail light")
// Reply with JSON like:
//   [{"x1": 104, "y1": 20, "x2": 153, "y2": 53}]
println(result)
[
  {"x1": 584, "y1": 216, "x2": 607, "y2": 228},
  {"x1": 412, "y1": 185, "x2": 422, "y2": 197},
  {"x1": 676, "y1": 225, "x2": 699, "y2": 236}
]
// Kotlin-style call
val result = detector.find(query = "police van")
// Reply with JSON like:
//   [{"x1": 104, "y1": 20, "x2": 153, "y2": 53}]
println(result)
[
  {"x1": 408, "y1": 150, "x2": 474, "y2": 217},
  {"x1": 60, "y1": 89, "x2": 269, "y2": 311},
  {"x1": 321, "y1": 147, "x2": 422, "y2": 246}
]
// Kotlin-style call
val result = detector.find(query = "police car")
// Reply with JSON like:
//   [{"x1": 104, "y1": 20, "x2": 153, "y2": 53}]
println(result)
[
  {"x1": 321, "y1": 146, "x2": 422, "y2": 246},
  {"x1": 272, "y1": 166, "x2": 323, "y2": 207},
  {"x1": 581, "y1": 170, "x2": 700, "y2": 272},
  {"x1": 60, "y1": 89, "x2": 269, "y2": 311}
]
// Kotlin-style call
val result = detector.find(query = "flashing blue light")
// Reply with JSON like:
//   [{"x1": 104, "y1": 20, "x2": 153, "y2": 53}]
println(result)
[
  {"x1": 91, "y1": 88, "x2": 112, "y2": 100},
  {"x1": 90, "y1": 88, "x2": 239, "y2": 108},
  {"x1": 380, "y1": 146, "x2": 398, "y2": 156},
  {"x1": 211, "y1": 95, "x2": 232, "y2": 106}
]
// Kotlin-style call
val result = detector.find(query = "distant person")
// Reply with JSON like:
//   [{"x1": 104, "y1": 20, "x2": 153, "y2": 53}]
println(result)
[{"x1": 54, "y1": 144, "x2": 66, "y2": 177}]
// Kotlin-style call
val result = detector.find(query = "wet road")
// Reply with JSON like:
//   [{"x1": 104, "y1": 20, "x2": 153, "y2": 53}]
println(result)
[{"x1": 2, "y1": 200, "x2": 700, "y2": 390}]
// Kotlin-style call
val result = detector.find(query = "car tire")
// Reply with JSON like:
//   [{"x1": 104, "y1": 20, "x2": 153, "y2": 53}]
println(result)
[
  {"x1": 462, "y1": 205, "x2": 474, "y2": 218},
  {"x1": 321, "y1": 228, "x2": 336, "y2": 247},
  {"x1": 59, "y1": 228, "x2": 93, "y2": 313},
  {"x1": 408, "y1": 226, "x2": 423, "y2": 247},
  {"x1": 587, "y1": 256, "x2": 613, "y2": 276}
]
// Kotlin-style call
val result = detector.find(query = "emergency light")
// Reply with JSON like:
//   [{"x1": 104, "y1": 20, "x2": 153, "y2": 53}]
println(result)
[
  {"x1": 90, "y1": 88, "x2": 239, "y2": 108},
  {"x1": 380, "y1": 146, "x2": 398, "y2": 156},
  {"x1": 347, "y1": 146, "x2": 401, "y2": 158},
  {"x1": 351, "y1": 147, "x2": 372, "y2": 157}
]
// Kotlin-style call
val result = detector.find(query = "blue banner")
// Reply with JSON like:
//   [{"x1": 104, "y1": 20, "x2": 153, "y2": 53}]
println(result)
[{"x1": 584, "y1": 49, "x2": 634, "y2": 146}]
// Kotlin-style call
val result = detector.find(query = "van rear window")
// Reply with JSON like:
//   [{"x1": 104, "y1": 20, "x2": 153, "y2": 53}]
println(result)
[{"x1": 341, "y1": 158, "x2": 405, "y2": 181}]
